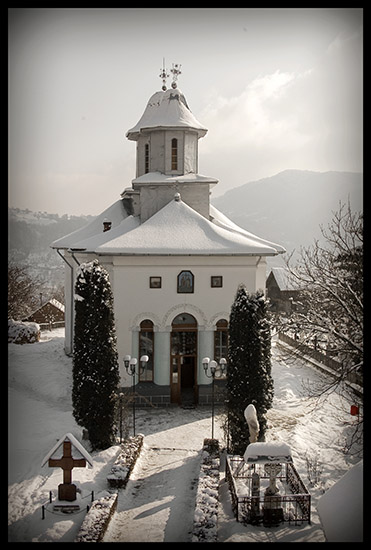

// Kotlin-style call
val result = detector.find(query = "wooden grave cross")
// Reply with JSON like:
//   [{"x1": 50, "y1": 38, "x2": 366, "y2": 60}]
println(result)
[
  {"x1": 42, "y1": 433, "x2": 93, "y2": 502},
  {"x1": 49, "y1": 439, "x2": 86, "y2": 501}
]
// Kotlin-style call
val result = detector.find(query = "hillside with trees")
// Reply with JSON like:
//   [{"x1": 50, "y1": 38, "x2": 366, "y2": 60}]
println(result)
[{"x1": 8, "y1": 208, "x2": 95, "y2": 290}]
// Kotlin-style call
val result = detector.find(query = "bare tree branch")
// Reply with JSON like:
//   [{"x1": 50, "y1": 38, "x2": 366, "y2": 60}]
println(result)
[{"x1": 276, "y1": 200, "x2": 363, "y2": 455}]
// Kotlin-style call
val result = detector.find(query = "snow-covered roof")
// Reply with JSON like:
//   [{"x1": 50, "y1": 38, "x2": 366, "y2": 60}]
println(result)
[
  {"x1": 23, "y1": 298, "x2": 65, "y2": 321},
  {"x1": 210, "y1": 206, "x2": 286, "y2": 254},
  {"x1": 50, "y1": 194, "x2": 284, "y2": 257},
  {"x1": 41, "y1": 432, "x2": 94, "y2": 468},
  {"x1": 126, "y1": 88, "x2": 208, "y2": 140},
  {"x1": 244, "y1": 442, "x2": 292, "y2": 464},
  {"x1": 132, "y1": 171, "x2": 218, "y2": 187},
  {"x1": 67, "y1": 216, "x2": 140, "y2": 254},
  {"x1": 47, "y1": 298, "x2": 65, "y2": 312},
  {"x1": 51, "y1": 199, "x2": 128, "y2": 250},
  {"x1": 317, "y1": 460, "x2": 363, "y2": 542},
  {"x1": 96, "y1": 198, "x2": 284, "y2": 256},
  {"x1": 268, "y1": 267, "x2": 298, "y2": 291}
]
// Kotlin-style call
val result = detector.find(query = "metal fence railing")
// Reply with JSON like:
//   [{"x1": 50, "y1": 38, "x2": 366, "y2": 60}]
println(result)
[
  {"x1": 278, "y1": 332, "x2": 362, "y2": 389},
  {"x1": 226, "y1": 456, "x2": 311, "y2": 526}
]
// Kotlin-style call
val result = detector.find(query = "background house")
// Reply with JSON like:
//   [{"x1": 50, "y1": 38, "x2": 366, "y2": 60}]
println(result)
[
  {"x1": 23, "y1": 298, "x2": 65, "y2": 330},
  {"x1": 266, "y1": 267, "x2": 300, "y2": 313}
]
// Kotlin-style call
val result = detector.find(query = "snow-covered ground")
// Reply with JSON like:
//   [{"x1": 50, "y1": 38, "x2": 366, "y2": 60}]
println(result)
[{"x1": 8, "y1": 329, "x2": 361, "y2": 542}]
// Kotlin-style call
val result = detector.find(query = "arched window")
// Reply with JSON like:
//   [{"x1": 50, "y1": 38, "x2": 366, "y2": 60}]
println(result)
[
  {"x1": 139, "y1": 319, "x2": 154, "y2": 382},
  {"x1": 214, "y1": 319, "x2": 228, "y2": 365},
  {"x1": 144, "y1": 143, "x2": 150, "y2": 174},
  {"x1": 171, "y1": 138, "x2": 178, "y2": 171}
]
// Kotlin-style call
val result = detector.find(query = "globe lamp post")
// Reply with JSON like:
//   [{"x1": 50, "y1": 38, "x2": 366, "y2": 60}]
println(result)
[
  {"x1": 124, "y1": 354, "x2": 149, "y2": 436},
  {"x1": 202, "y1": 357, "x2": 227, "y2": 439}
]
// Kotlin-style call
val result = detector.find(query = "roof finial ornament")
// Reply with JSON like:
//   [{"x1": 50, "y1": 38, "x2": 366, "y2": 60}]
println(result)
[
  {"x1": 159, "y1": 58, "x2": 169, "y2": 91},
  {"x1": 170, "y1": 63, "x2": 182, "y2": 89}
]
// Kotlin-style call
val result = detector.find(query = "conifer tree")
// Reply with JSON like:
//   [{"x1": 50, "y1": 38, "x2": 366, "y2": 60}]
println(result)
[
  {"x1": 72, "y1": 260, "x2": 119, "y2": 450},
  {"x1": 226, "y1": 285, "x2": 274, "y2": 454}
]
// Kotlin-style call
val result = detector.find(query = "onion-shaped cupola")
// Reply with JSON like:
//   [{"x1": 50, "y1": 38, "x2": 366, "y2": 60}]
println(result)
[{"x1": 126, "y1": 63, "x2": 208, "y2": 177}]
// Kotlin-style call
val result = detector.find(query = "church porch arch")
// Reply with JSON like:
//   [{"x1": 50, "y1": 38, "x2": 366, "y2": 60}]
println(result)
[
  {"x1": 130, "y1": 311, "x2": 161, "y2": 332},
  {"x1": 162, "y1": 303, "x2": 207, "y2": 330}
]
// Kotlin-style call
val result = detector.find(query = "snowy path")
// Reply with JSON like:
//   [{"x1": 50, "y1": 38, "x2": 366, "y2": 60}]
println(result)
[
  {"x1": 104, "y1": 406, "x2": 224, "y2": 542},
  {"x1": 103, "y1": 444, "x2": 201, "y2": 542}
]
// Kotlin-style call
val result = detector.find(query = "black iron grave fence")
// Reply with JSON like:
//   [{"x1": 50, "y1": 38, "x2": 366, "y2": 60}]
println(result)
[{"x1": 226, "y1": 455, "x2": 311, "y2": 526}]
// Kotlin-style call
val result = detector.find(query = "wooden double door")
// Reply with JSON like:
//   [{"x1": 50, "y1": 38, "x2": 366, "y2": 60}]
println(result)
[
  {"x1": 170, "y1": 355, "x2": 197, "y2": 405},
  {"x1": 170, "y1": 321, "x2": 198, "y2": 405}
]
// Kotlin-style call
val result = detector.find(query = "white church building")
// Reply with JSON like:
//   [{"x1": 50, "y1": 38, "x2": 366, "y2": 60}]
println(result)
[{"x1": 51, "y1": 67, "x2": 285, "y2": 406}]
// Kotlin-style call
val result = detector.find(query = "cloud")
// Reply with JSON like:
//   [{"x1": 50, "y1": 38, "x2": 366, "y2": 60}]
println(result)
[
  {"x1": 200, "y1": 70, "x2": 309, "y2": 153},
  {"x1": 199, "y1": 69, "x2": 313, "y2": 194},
  {"x1": 199, "y1": 27, "x2": 362, "y2": 196}
]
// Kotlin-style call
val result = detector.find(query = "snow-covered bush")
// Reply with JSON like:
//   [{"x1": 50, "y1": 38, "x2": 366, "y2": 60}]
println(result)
[
  {"x1": 8, "y1": 319, "x2": 40, "y2": 344},
  {"x1": 107, "y1": 434, "x2": 144, "y2": 488},
  {"x1": 226, "y1": 286, "x2": 273, "y2": 454},
  {"x1": 75, "y1": 492, "x2": 118, "y2": 542},
  {"x1": 72, "y1": 260, "x2": 120, "y2": 450},
  {"x1": 192, "y1": 439, "x2": 220, "y2": 542}
]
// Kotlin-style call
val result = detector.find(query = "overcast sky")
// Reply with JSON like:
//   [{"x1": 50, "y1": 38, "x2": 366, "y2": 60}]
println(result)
[{"x1": 8, "y1": 8, "x2": 363, "y2": 216}]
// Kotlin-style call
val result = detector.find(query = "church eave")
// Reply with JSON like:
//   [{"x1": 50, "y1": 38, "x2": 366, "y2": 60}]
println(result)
[
  {"x1": 139, "y1": 125, "x2": 207, "y2": 137},
  {"x1": 132, "y1": 172, "x2": 218, "y2": 187},
  {"x1": 95, "y1": 251, "x2": 278, "y2": 257}
]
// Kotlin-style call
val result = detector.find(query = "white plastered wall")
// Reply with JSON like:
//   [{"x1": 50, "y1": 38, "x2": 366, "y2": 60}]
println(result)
[
  {"x1": 61, "y1": 250, "x2": 267, "y2": 387},
  {"x1": 111, "y1": 254, "x2": 267, "y2": 386}
]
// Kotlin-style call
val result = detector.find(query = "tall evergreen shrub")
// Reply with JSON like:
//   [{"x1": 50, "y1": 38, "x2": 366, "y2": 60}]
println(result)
[
  {"x1": 72, "y1": 260, "x2": 119, "y2": 450},
  {"x1": 226, "y1": 285, "x2": 274, "y2": 454}
]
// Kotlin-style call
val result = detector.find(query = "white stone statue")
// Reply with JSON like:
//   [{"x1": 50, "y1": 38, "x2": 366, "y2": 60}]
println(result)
[
  {"x1": 264, "y1": 463, "x2": 282, "y2": 495},
  {"x1": 244, "y1": 404, "x2": 260, "y2": 443}
]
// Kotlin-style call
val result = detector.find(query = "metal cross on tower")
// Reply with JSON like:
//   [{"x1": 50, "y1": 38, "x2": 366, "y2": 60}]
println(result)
[
  {"x1": 159, "y1": 58, "x2": 169, "y2": 91},
  {"x1": 170, "y1": 63, "x2": 182, "y2": 88}
]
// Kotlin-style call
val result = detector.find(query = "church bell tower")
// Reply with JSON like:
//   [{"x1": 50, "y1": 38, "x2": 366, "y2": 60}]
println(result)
[{"x1": 123, "y1": 63, "x2": 218, "y2": 222}]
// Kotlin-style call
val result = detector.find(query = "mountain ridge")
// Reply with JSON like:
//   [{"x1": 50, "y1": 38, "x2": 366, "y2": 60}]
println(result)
[{"x1": 212, "y1": 169, "x2": 363, "y2": 262}]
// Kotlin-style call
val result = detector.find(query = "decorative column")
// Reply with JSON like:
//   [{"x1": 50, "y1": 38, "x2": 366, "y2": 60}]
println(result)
[
  {"x1": 130, "y1": 328, "x2": 140, "y2": 384},
  {"x1": 198, "y1": 328, "x2": 215, "y2": 385},
  {"x1": 154, "y1": 329, "x2": 171, "y2": 386}
]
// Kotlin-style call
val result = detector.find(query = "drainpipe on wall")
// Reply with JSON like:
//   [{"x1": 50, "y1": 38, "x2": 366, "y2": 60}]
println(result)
[
  {"x1": 56, "y1": 249, "x2": 75, "y2": 356},
  {"x1": 255, "y1": 256, "x2": 267, "y2": 297},
  {"x1": 70, "y1": 251, "x2": 81, "y2": 267}
]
